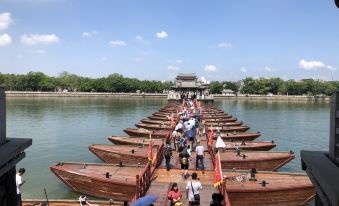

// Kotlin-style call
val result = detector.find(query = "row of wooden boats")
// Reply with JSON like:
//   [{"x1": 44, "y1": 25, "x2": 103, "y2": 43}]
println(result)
[{"x1": 48, "y1": 102, "x2": 315, "y2": 205}]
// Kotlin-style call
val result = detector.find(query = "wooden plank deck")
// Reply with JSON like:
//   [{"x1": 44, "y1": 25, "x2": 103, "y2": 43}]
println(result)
[{"x1": 148, "y1": 134, "x2": 219, "y2": 206}]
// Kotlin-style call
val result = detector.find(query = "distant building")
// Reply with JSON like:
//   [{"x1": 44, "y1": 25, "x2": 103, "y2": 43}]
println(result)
[
  {"x1": 221, "y1": 89, "x2": 235, "y2": 96},
  {"x1": 168, "y1": 73, "x2": 213, "y2": 101}
]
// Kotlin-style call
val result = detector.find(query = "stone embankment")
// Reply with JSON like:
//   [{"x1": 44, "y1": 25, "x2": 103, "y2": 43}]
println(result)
[
  {"x1": 5, "y1": 91, "x2": 331, "y2": 101},
  {"x1": 5, "y1": 91, "x2": 168, "y2": 98},
  {"x1": 213, "y1": 94, "x2": 330, "y2": 101}
]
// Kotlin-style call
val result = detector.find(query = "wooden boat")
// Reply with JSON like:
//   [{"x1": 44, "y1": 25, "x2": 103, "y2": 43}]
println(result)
[
  {"x1": 152, "y1": 112, "x2": 179, "y2": 118},
  {"x1": 89, "y1": 144, "x2": 161, "y2": 165},
  {"x1": 203, "y1": 114, "x2": 232, "y2": 119},
  {"x1": 199, "y1": 139, "x2": 275, "y2": 151},
  {"x1": 140, "y1": 118, "x2": 172, "y2": 125},
  {"x1": 212, "y1": 132, "x2": 262, "y2": 141},
  {"x1": 148, "y1": 115, "x2": 172, "y2": 121},
  {"x1": 202, "y1": 110, "x2": 225, "y2": 114},
  {"x1": 223, "y1": 170, "x2": 315, "y2": 206},
  {"x1": 204, "y1": 121, "x2": 243, "y2": 126},
  {"x1": 23, "y1": 199, "x2": 124, "y2": 206},
  {"x1": 221, "y1": 141, "x2": 276, "y2": 151},
  {"x1": 204, "y1": 117, "x2": 238, "y2": 122},
  {"x1": 208, "y1": 125, "x2": 250, "y2": 132},
  {"x1": 219, "y1": 150, "x2": 295, "y2": 171},
  {"x1": 135, "y1": 123, "x2": 173, "y2": 131},
  {"x1": 108, "y1": 135, "x2": 164, "y2": 146},
  {"x1": 124, "y1": 128, "x2": 170, "y2": 138},
  {"x1": 50, "y1": 162, "x2": 146, "y2": 200}
]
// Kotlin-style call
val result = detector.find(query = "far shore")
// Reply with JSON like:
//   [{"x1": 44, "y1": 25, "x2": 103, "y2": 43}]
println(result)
[{"x1": 4, "y1": 91, "x2": 331, "y2": 101}]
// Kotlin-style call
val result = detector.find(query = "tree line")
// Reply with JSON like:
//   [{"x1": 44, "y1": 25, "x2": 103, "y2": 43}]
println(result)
[
  {"x1": 0, "y1": 71, "x2": 172, "y2": 93},
  {"x1": 0, "y1": 72, "x2": 338, "y2": 96},
  {"x1": 209, "y1": 77, "x2": 338, "y2": 96}
]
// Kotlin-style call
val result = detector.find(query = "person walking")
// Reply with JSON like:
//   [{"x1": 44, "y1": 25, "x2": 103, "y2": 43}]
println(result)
[
  {"x1": 178, "y1": 147, "x2": 190, "y2": 179},
  {"x1": 195, "y1": 140, "x2": 205, "y2": 173},
  {"x1": 16, "y1": 168, "x2": 26, "y2": 206},
  {"x1": 164, "y1": 142, "x2": 172, "y2": 171},
  {"x1": 186, "y1": 172, "x2": 202, "y2": 206}
]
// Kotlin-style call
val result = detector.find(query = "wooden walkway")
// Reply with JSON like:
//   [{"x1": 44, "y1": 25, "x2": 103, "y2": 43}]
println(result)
[{"x1": 147, "y1": 143, "x2": 219, "y2": 206}]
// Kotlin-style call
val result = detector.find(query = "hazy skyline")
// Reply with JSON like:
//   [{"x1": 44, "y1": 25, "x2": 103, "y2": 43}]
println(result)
[{"x1": 0, "y1": 0, "x2": 339, "y2": 81}]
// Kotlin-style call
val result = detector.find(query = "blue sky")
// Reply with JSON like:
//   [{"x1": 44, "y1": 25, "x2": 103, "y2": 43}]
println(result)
[{"x1": 0, "y1": 0, "x2": 339, "y2": 81}]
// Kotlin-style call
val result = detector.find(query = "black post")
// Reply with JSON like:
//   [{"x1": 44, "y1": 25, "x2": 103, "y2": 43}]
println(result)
[{"x1": 0, "y1": 88, "x2": 5, "y2": 145}]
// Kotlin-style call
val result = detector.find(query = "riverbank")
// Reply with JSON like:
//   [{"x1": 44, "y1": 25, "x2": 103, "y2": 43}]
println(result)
[
  {"x1": 5, "y1": 91, "x2": 168, "y2": 98},
  {"x1": 5, "y1": 91, "x2": 331, "y2": 101},
  {"x1": 213, "y1": 94, "x2": 331, "y2": 101}
]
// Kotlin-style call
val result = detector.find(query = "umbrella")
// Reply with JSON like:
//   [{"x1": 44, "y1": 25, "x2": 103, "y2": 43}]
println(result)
[{"x1": 131, "y1": 195, "x2": 158, "y2": 206}]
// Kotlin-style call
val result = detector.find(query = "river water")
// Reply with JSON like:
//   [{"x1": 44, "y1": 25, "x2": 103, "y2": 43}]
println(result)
[{"x1": 7, "y1": 97, "x2": 329, "y2": 199}]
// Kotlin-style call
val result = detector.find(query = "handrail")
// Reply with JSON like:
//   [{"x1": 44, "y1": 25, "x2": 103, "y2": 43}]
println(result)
[
  {"x1": 133, "y1": 161, "x2": 152, "y2": 201},
  {"x1": 208, "y1": 144, "x2": 216, "y2": 167},
  {"x1": 218, "y1": 177, "x2": 231, "y2": 206},
  {"x1": 131, "y1": 143, "x2": 165, "y2": 204}
]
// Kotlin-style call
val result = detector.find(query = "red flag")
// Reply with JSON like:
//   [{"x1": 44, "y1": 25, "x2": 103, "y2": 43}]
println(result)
[
  {"x1": 208, "y1": 126, "x2": 213, "y2": 145},
  {"x1": 214, "y1": 151, "x2": 223, "y2": 187}
]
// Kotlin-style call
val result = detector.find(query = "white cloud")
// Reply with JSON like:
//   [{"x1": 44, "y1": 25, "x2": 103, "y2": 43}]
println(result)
[
  {"x1": 101, "y1": 57, "x2": 107, "y2": 61},
  {"x1": 168, "y1": 65, "x2": 179, "y2": 70},
  {"x1": 0, "y1": 12, "x2": 12, "y2": 31},
  {"x1": 156, "y1": 31, "x2": 168, "y2": 39},
  {"x1": 108, "y1": 40, "x2": 127, "y2": 47},
  {"x1": 240, "y1": 67, "x2": 247, "y2": 73},
  {"x1": 135, "y1": 35, "x2": 149, "y2": 44},
  {"x1": 200, "y1": 77, "x2": 210, "y2": 84},
  {"x1": 217, "y1": 42, "x2": 232, "y2": 48},
  {"x1": 176, "y1": 59, "x2": 183, "y2": 64},
  {"x1": 21, "y1": 34, "x2": 59, "y2": 45},
  {"x1": 204, "y1": 65, "x2": 218, "y2": 72},
  {"x1": 0, "y1": 34, "x2": 12, "y2": 46},
  {"x1": 82, "y1": 31, "x2": 98, "y2": 37},
  {"x1": 299, "y1": 59, "x2": 336, "y2": 71}
]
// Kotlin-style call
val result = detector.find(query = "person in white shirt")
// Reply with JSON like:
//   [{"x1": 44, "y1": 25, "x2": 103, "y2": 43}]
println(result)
[
  {"x1": 16, "y1": 168, "x2": 26, "y2": 206},
  {"x1": 175, "y1": 121, "x2": 183, "y2": 132},
  {"x1": 186, "y1": 172, "x2": 202, "y2": 206},
  {"x1": 195, "y1": 140, "x2": 205, "y2": 172}
]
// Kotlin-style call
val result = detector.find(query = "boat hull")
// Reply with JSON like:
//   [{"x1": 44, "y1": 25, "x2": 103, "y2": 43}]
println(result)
[
  {"x1": 89, "y1": 144, "x2": 156, "y2": 165},
  {"x1": 223, "y1": 141, "x2": 276, "y2": 151},
  {"x1": 50, "y1": 163, "x2": 143, "y2": 201},
  {"x1": 220, "y1": 151, "x2": 295, "y2": 171},
  {"x1": 224, "y1": 170, "x2": 315, "y2": 206},
  {"x1": 108, "y1": 136, "x2": 163, "y2": 146},
  {"x1": 123, "y1": 128, "x2": 169, "y2": 138},
  {"x1": 227, "y1": 188, "x2": 315, "y2": 206}
]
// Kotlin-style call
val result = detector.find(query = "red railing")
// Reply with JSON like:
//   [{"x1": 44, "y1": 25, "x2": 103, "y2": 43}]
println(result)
[
  {"x1": 133, "y1": 162, "x2": 152, "y2": 200},
  {"x1": 131, "y1": 144, "x2": 165, "y2": 203},
  {"x1": 208, "y1": 144, "x2": 216, "y2": 167},
  {"x1": 218, "y1": 177, "x2": 231, "y2": 206}
]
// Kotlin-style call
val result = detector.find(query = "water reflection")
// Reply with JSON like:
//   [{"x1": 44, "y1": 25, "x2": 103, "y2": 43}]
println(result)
[{"x1": 7, "y1": 97, "x2": 329, "y2": 199}]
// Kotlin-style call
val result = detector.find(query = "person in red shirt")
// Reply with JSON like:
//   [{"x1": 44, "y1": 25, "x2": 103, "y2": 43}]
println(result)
[{"x1": 168, "y1": 183, "x2": 182, "y2": 206}]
